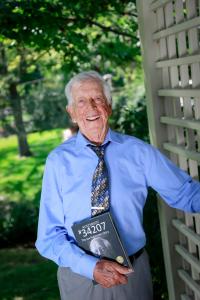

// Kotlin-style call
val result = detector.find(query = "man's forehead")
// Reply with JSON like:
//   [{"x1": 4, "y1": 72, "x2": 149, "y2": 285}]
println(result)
[{"x1": 72, "y1": 79, "x2": 104, "y2": 92}]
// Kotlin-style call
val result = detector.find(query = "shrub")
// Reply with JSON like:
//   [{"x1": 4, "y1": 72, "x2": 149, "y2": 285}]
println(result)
[
  {"x1": 110, "y1": 96, "x2": 149, "y2": 142},
  {"x1": 0, "y1": 201, "x2": 38, "y2": 248}
]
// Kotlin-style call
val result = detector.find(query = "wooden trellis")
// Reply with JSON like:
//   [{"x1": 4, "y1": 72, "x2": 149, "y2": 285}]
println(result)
[{"x1": 136, "y1": 0, "x2": 200, "y2": 299}]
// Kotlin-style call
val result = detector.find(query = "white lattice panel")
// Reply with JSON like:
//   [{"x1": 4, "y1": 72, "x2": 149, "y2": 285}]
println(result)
[{"x1": 137, "y1": 0, "x2": 200, "y2": 299}]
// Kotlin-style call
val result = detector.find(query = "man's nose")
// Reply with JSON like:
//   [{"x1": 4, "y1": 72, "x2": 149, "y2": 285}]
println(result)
[{"x1": 88, "y1": 98, "x2": 97, "y2": 108}]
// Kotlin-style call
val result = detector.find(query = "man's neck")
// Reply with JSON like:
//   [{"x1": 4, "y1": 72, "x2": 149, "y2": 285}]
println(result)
[{"x1": 81, "y1": 128, "x2": 110, "y2": 146}]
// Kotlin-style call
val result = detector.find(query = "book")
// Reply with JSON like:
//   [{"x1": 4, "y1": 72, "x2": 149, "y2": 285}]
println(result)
[{"x1": 71, "y1": 211, "x2": 132, "y2": 269}]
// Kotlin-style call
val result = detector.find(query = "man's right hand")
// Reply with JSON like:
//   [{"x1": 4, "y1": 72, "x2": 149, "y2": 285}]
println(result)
[{"x1": 93, "y1": 259, "x2": 133, "y2": 288}]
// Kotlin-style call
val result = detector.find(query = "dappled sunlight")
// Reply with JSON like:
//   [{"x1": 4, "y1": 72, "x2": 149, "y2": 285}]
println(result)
[{"x1": 0, "y1": 129, "x2": 63, "y2": 203}]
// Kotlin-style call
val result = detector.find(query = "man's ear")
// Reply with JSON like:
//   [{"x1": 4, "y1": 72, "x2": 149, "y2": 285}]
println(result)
[{"x1": 66, "y1": 105, "x2": 76, "y2": 123}]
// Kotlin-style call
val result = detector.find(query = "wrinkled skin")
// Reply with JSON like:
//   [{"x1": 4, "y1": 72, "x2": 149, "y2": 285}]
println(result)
[
  {"x1": 67, "y1": 79, "x2": 112, "y2": 145},
  {"x1": 94, "y1": 259, "x2": 133, "y2": 288}
]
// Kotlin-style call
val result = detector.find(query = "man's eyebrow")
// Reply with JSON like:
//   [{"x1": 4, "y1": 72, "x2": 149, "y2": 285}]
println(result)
[
  {"x1": 93, "y1": 94, "x2": 105, "y2": 98},
  {"x1": 77, "y1": 96, "x2": 86, "y2": 99}
]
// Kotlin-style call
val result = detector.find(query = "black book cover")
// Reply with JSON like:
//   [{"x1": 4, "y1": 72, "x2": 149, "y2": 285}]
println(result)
[{"x1": 72, "y1": 212, "x2": 132, "y2": 269}]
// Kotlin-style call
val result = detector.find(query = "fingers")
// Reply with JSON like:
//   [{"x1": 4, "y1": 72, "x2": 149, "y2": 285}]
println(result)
[
  {"x1": 99, "y1": 272, "x2": 126, "y2": 288},
  {"x1": 102, "y1": 273, "x2": 128, "y2": 288},
  {"x1": 106, "y1": 261, "x2": 133, "y2": 275},
  {"x1": 93, "y1": 259, "x2": 132, "y2": 288},
  {"x1": 97, "y1": 271, "x2": 128, "y2": 288}
]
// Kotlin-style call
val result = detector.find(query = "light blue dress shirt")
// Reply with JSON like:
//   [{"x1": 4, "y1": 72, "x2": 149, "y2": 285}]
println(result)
[{"x1": 35, "y1": 129, "x2": 200, "y2": 280}]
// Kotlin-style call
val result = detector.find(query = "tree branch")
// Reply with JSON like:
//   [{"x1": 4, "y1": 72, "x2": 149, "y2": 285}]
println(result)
[
  {"x1": 106, "y1": 9, "x2": 138, "y2": 18},
  {"x1": 18, "y1": 77, "x2": 45, "y2": 86},
  {"x1": 86, "y1": 19, "x2": 135, "y2": 38},
  {"x1": 55, "y1": 15, "x2": 136, "y2": 38}
]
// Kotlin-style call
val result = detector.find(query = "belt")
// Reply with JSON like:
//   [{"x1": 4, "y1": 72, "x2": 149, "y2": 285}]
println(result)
[{"x1": 129, "y1": 248, "x2": 144, "y2": 264}]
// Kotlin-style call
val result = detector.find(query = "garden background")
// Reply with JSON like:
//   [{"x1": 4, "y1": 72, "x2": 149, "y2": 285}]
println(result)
[{"x1": 0, "y1": 1, "x2": 167, "y2": 299}]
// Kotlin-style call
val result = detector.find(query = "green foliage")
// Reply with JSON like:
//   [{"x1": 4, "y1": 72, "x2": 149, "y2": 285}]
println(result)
[
  {"x1": 110, "y1": 97, "x2": 149, "y2": 141},
  {"x1": 0, "y1": 0, "x2": 139, "y2": 153},
  {"x1": 0, "y1": 42, "x2": 70, "y2": 135},
  {"x1": 0, "y1": 248, "x2": 59, "y2": 299},
  {"x1": 0, "y1": 1, "x2": 139, "y2": 71},
  {"x1": 24, "y1": 83, "x2": 69, "y2": 132},
  {"x1": 0, "y1": 0, "x2": 139, "y2": 155},
  {"x1": 0, "y1": 129, "x2": 63, "y2": 247},
  {"x1": 144, "y1": 190, "x2": 168, "y2": 299},
  {"x1": 0, "y1": 201, "x2": 38, "y2": 247},
  {"x1": 109, "y1": 66, "x2": 148, "y2": 140},
  {"x1": 0, "y1": 129, "x2": 63, "y2": 202}
]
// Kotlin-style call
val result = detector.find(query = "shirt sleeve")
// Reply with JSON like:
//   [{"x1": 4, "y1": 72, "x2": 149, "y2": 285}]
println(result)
[
  {"x1": 35, "y1": 154, "x2": 99, "y2": 280},
  {"x1": 144, "y1": 144, "x2": 200, "y2": 213}
]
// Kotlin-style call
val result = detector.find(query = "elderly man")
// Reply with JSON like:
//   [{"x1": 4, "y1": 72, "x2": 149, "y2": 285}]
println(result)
[{"x1": 36, "y1": 71, "x2": 200, "y2": 300}]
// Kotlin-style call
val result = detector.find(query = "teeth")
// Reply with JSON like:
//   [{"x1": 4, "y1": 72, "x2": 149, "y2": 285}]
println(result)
[{"x1": 86, "y1": 116, "x2": 99, "y2": 121}]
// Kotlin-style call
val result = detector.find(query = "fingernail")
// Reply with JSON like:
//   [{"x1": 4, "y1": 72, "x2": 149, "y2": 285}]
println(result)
[{"x1": 128, "y1": 268, "x2": 134, "y2": 273}]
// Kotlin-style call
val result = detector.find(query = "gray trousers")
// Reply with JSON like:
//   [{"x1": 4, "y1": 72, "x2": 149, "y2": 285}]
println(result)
[{"x1": 57, "y1": 250, "x2": 153, "y2": 300}]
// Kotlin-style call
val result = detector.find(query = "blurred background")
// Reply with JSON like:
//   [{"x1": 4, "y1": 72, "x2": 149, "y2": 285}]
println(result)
[{"x1": 0, "y1": 1, "x2": 167, "y2": 299}]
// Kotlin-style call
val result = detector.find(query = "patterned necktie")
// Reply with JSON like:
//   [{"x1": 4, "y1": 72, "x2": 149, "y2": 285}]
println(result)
[{"x1": 88, "y1": 143, "x2": 110, "y2": 217}]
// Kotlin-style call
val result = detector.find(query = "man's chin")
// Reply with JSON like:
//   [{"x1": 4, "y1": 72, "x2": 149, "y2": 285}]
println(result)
[{"x1": 83, "y1": 130, "x2": 107, "y2": 145}]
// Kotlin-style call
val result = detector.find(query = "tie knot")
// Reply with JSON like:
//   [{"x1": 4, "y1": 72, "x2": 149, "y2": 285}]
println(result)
[{"x1": 88, "y1": 142, "x2": 109, "y2": 159}]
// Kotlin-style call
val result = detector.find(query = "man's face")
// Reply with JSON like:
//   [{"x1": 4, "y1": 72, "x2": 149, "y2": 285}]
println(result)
[{"x1": 67, "y1": 79, "x2": 112, "y2": 145}]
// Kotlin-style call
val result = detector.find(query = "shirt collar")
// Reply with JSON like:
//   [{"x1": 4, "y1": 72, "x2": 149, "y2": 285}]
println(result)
[{"x1": 75, "y1": 128, "x2": 122, "y2": 152}]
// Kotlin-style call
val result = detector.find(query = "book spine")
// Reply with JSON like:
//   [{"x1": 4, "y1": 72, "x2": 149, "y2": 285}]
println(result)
[{"x1": 108, "y1": 214, "x2": 132, "y2": 269}]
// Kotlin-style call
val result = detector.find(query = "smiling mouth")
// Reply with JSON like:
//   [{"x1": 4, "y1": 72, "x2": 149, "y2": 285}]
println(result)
[{"x1": 86, "y1": 116, "x2": 100, "y2": 121}]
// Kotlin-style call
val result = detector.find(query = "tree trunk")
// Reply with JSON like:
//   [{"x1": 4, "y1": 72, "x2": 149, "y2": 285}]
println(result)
[
  {"x1": 9, "y1": 82, "x2": 32, "y2": 157},
  {"x1": 0, "y1": 42, "x2": 7, "y2": 75}
]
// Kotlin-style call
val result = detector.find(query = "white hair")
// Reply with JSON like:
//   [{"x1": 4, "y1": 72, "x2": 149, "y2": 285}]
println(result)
[{"x1": 64, "y1": 71, "x2": 112, "y2": 106}]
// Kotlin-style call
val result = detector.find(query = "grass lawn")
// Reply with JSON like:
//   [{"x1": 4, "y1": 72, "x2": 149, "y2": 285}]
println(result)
[
  {"x1": 0, "y1": 248, "x2": 60, "y2": 300},
  {"x1": 0, "y1": 129, "x2": 63, "y2": 203},
  {"x1": 0, "y1": 130, "x2": 63, "y2": 299}
]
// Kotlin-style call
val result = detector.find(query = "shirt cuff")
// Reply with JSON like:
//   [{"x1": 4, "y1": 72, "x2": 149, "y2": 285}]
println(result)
[{"x1": 76, "y1": 253, "x2": 99, "y2": 280}]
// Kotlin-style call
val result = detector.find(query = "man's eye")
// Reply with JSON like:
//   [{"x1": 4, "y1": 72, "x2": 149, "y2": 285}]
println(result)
[
  {"x1": 78, "y1": 99, "x2": 85, "y2": 105},
  {"x1": 95, "y1": 97, "x2": 103, "y2": 102}
]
